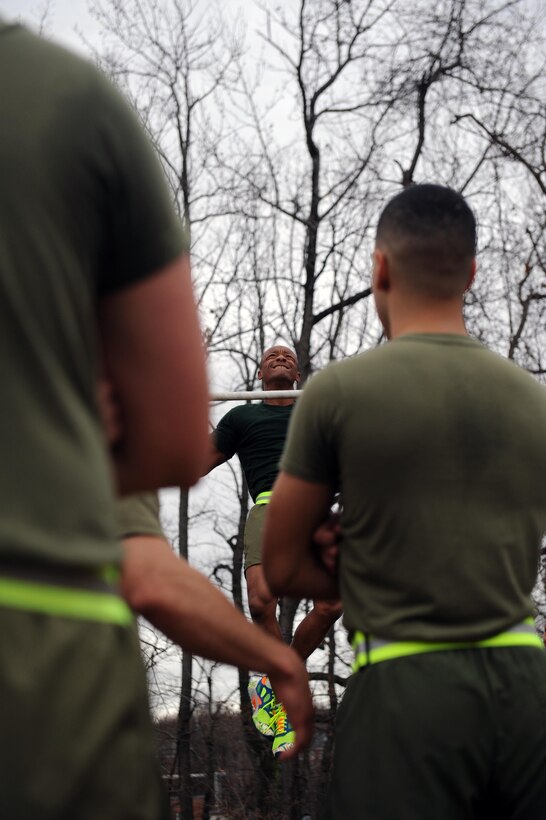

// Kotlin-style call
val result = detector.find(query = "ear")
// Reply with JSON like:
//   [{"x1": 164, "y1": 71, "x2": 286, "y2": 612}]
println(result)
[
  {"x1": 372, "y1": 248, "x2": 390, "y2": 292},
  {"x1": 465, "y1": 258, "x2": 477, "y2": 292},
  {"x1": 294, "y1": 369, "x2": 301, "y2": 385},
  {"x1": 257, "y1": 367, "x2": 263, "y2": 381}
]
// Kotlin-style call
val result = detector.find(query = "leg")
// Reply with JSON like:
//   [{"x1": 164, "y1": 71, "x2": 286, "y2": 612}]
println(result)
[
  {"x1": 323, "y1": 651, "x2": 499, "y2": 820},
  {"x1": 292, "y1": 598, "x2": 342, "y2": 661},
  {"x1": 244, "y1": 504, "x2": 296, "y2": 754},
  {"x1": 0, "y1": 609, "x2": 169, "y2": 820},
  {"x1": 490, "y1": 647, "x2": 546, "y2": 819},
  {"x1": 244, "y1": 503, "x2": 282, "y2": 642},
  {"x1": 245, "y1": 563, "x2": 282, "y2": 642},
  {"x1": 244, "y1": 563, "x2": 287, "y2": 747}
]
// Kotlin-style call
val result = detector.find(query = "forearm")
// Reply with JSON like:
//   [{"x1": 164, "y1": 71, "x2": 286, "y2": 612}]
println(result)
[
  {"x1": 121, "y1": 535, "x2": 314, "y2": 758},
  {"x1": 122, "y1": 536, "x2": 296, "y2": 670},
  {"x1": 262, "y1": 473, "x2": 338, "y2": 600},
  {"x1": 264, "y1": 548, "x2": 339, "y2": 601}
]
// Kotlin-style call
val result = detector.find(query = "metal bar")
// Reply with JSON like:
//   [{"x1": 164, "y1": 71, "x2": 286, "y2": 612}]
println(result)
[{"x1": 210, "y1": 390, "x2": 301, "y2": 402}]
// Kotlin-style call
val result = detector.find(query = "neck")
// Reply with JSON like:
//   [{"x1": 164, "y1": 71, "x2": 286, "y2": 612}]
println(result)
[
  {"x1": 263, "y1": 381, "x2": 297, "y2": 406},
  {"x1": 388, "y1": 296, "x2": 468, "y2": 340}
]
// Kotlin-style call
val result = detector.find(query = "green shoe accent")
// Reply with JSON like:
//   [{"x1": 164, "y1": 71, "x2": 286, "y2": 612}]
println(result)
[
  {"x1": 271, "y1": 703, "x2": 296, "y2": 757},
  {"x1": 248, "y1": 675, "x2": 277, "y2": 737}
]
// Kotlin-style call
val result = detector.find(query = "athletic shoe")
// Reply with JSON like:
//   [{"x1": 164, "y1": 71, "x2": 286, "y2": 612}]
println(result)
[
  {"x1": 248, "y1": 675, "x2": 277, "y2": 737},
  {"x1": 271, "y1": 703, "x2": 296, "y2": 757}
]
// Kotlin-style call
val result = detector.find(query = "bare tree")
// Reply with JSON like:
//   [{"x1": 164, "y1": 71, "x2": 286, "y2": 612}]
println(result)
[{"x1": 85, "y1": 0, "x2": 546, "y2": 814}]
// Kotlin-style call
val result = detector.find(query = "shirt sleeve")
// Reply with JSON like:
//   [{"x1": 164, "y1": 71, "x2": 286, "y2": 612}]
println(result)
[
  {"x1": 90, "y1": 70, "x2": 189, "y2": 296},
  {"x1": 213, "y1": 408, "x2": 240, "y2": 460},
  {"x1": 116, "y1": 492, "x2": 165, "y2": 540},
  {"x1": 281, "y1": 368, "x2": 340, "y2": 486}
]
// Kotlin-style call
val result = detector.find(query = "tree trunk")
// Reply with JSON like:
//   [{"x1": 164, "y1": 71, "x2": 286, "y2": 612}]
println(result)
[{"x1": 178, "y1": 490, "x2": 194, "y2": 819}]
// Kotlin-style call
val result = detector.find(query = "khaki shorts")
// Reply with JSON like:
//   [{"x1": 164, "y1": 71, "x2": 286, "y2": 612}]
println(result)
[{"x1": 243, "y1": 503, "x2": 267, "y2": 572}]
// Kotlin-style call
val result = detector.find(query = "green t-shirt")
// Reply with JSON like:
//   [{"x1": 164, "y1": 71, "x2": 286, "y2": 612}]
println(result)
[
  {"x1": 0, "y1": 23, "x2": 187, "y2": 569},
  {"x1": 214, "y1": 403, "x2": 294, "y2": 502},
  {"x1": 116, "y1": 494, "x2": 165, "y2": 541},
  {"x1": 282, "y1": 334, "x2": 546, "y2": 642}
]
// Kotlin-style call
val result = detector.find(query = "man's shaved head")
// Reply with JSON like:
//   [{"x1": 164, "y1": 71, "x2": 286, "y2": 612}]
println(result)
[
  {"x1": 376, "y1": 185, "x2": 477, "y2": 299},
  {"x1": 258, "y1": 346, "x2": 300, "y2": 390},
  {"x1": 260, "y1": 345, "x2": 298, "y2": 369}
]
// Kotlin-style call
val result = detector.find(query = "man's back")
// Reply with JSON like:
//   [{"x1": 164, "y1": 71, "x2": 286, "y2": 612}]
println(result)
[
  {"x1": 266, "y1": 184, "x2": 546, "y2": 819},
  {"x1": 283, "y1": 333, "x2": 546, "y2": 641}
]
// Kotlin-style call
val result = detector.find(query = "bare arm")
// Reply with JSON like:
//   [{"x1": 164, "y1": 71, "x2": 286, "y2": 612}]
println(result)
[
  {"x1": 121, "y1": 534, "x2": 314, "y2": 759},
  {"x1": 202, "y1": 434, "x2": 229, "y2": 475},
  {"x1": 263, "y1": 472, "x2": 339, "y2": 600},
  {"x1": 99, "y1": 253, "x2": 209, "y2": 494}
]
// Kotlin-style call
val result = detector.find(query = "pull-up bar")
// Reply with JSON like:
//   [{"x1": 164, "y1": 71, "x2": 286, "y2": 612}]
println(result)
[{"x1": 210, "y1": 390, "x2": 301, "y2": 402}]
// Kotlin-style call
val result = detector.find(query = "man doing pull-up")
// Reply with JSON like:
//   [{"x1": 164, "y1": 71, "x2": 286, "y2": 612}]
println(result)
[{"x1": 206, "y1": 345, "x2": 341, "y2": 756}]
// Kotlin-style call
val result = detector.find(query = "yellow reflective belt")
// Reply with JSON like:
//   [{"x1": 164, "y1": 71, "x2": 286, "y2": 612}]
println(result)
[
  {"x1": 352, "y1": 618, "x2": 542, "y2": 671},
  {"x1": 0, "y1": 576, "x2": 133, "y2": 626},
  {"x1": 256, "y1": 491, "x2": 273, "y2": 505}
]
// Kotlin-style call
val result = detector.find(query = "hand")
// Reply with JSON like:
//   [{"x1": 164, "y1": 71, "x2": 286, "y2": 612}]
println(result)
[
  {"x1": 312, "y1": 513, "x2": 341, "y2": 577},
  {"x1": 268, "y1": 649, "x2": 315, "y2": 761}
]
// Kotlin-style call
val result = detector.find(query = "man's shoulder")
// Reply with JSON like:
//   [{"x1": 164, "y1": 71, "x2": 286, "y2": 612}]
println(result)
[
  {"x1": 220, "y1": 402, "x2": 285, "y2": 418},
  {"x1": 5, "y1": 23, "x2": 106, "y2": 93},
  {"x1": 488, "y1": 349, "x2": 546, "y2": 402},
  {"x1": 307, "y1": 349, "x2": 379, "y2": 388},
  {"x1": 217, "y1": 402, "x2": 258, "y2": 430},
  {"x1": 220, "y1": 403, "x2": 256, "y2": 419}
]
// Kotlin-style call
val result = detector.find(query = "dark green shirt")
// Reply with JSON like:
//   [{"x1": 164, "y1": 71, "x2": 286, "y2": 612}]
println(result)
[
  {"x1": 116, "y1": 494, "x2": 165, "y2": 541},
  {"x1": 214, "y1": 403, "x2": 294, "y2": 502},
  {"x1": 0, "y1": 23, "x2": 187, "y2": 569},
  {"x1": 282, "y1": 334, "x2": 546, "y2": 642}
]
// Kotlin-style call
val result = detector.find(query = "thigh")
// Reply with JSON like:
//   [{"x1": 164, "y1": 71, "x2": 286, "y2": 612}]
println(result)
[
  {"x1": 322, "y1": 652, "x2": 497, "y2": 820},
  {"x1": 0, "y1": 609, "x2": 169, "y2": 820},
  {"x1": 489, "y1": 648, "x2": 546, "y2": 820},
  {"x1": 243, "y1": 503, "x2": 267, "y2": 571}
]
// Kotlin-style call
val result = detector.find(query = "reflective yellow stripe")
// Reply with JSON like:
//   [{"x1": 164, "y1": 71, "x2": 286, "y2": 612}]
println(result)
[
  {"x1": 256, "y1": 491, "x2": 273, "y2": 505},
  {"x1": 0, "y1": 577, "x2": 133, "y2": 626},
  {"x1": 352, "y1": 619, "x2": 542, "y2": 671}
]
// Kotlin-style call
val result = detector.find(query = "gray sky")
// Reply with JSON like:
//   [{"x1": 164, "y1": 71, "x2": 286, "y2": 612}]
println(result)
[
  {"x1": 0, "y1": 0, "x2": 102, "y2": 53},
  {"x1": 1, "y1": 0, "x2": 256, "y2": 56}
]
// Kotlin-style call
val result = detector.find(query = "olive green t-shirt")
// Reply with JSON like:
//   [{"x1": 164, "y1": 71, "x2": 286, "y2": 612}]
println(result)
[
  {"x1": 0, "y1": 24, "x2": 187, "y2": 569},
  {"x1": 214, "y1": 403, "x2": 294, "y2": 502},
  {"x1": 282, "y1": 334, "x2": 546, "y2": 642},
  {"x1": 116, "y1": 494, "x2": 165, "y2": 541}
]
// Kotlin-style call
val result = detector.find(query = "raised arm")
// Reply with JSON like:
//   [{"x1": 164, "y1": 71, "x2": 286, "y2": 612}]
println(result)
[
  {"x1": 203, "y1": 433, "x2": 229, "y2": 475},
  {"x1": 99, "y1": 253, "x2": 209, "y2": 494}
]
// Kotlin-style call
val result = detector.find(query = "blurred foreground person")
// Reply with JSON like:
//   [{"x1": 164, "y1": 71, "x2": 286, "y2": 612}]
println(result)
[
  {"x1": 264, "y1": 185, "x2": 546, "y2": 820},
  {"x1": 0, "y1": 19, "x2": 311, "y2": 820}
]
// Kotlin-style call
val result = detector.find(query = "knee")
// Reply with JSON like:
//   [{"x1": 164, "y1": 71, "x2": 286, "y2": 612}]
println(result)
[
  {"x1": 313, "y1": 599, "x2": 343, "y2": 624},
  {"x1": 248, "y1": 587, "x2": 277, "y2": 623}
]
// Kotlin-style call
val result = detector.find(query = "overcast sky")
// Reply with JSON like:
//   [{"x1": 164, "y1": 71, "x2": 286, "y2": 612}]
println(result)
[
  {"x1": 0, "y1": 0, "x2": 103, "y2": 53},
  {"x1": 1, "y1": 0, "x2": 255, "y2": 56}
]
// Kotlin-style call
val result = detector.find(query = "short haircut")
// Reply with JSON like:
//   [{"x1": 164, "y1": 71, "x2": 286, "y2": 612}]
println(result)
[
  {"x1": 376, "y1": 184, "x2": 477, "y2": 298},
  {"x1": 260, "y1": 345, "x2": 298, "y2": 369}
]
